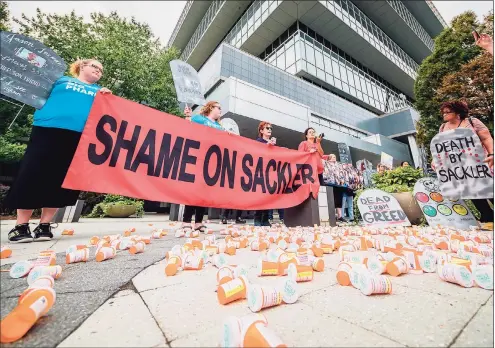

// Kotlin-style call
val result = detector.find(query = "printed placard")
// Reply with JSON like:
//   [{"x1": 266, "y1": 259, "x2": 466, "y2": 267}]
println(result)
[
  {"x1": 337, "y1": 143, "x2": 352, "y2": 164},
  {"x1": 413, "y1": 178, "x2": 478, "y2": 228},
  {"x1": 357, "y1": 189, "x2": 411, "y2": 228},
  {"x1": 430, "y1": 128, "x2": 493, "y2": 199},
  {"x1": 169, "y1": 59, "x2": 206, "y2": 106},
  {"x1": 0, "y1": 31, "x2": 67, "y2": 108}
]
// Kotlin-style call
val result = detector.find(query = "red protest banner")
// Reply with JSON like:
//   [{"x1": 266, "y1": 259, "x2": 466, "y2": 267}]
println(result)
[{"x1": 63, "y1": 94, "x2": 320, "y2": 210}]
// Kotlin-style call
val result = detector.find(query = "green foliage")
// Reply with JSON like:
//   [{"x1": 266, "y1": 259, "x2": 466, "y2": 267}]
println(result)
[
  {"x1": 371, "y1": 166, "x2": 424, "y2": 192},
  {"x1": 78, "y1": 192, "x2": 106, "y2": 216},
  {"x1": 353, "y1": 167, "x2": 425, "y2": 222},
  {"x1": 414, "y1": 11, "x2": 493, "y2": 157},
  {"x1": 0, "y1": 1, "x2": 9, "y2": 31},
  {"x1": 13, "y1": 10, "x2": 182, "y2": 115},
  {"x1": 1, "y1": 6, "x2": 185, "y2": 161},
  {"x1": 88, "y1": 194, "x2": 144, "y2": 218},
  {"x1": 0, "y1": 112, "x2": 33, "y2": 162}
]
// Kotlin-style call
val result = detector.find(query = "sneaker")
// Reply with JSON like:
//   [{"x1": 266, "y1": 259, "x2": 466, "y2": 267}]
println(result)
[
  {"x1": 235, "y1": 217, "x2": 246, "y2": 224},
  {"x1": 33, "y1": 223, "x2": 54, "y2": 242},
  {"x1": 8, "y1": 224, "x2": 33, "y2": 243},
  {"x1": 221, "y1": 218, "x2": 228, "y2": 225}
]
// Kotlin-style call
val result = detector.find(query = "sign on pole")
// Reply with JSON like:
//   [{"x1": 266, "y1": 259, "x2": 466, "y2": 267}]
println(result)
[
  {"x1": 169, "y1": 60, "x2": 206, "y2": 107},
  {"x1": 357, "y1": 189, "x2": 411, "y2": 228},
  {"x1": 380, "y1": 152, "x2": 393, "y2": 169},
  {"x1": 337, "y1": 143, "x2": 352, "y2": 164},
  {"x1": 220, "y1": 118, "x2": 240, "y2": 135},
  {"x1": 430, "y1": 128, "x2": 494, "y2": 199},
  {"x1": 413, "y1": 178, "x2": 478, "y2": 229},
  {"x1": 0, "y1": 31, "x2": 66, "y2": 109}
]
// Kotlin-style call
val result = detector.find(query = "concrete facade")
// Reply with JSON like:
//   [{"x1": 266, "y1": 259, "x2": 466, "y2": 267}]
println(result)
[{"x1": 169, "y1": 0, "x2": 446, "y2": 167}]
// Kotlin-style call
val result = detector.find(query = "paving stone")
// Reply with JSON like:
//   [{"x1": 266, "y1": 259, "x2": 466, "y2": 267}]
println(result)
[
  {"x1": 300, "y1": 283, "x2": 480, "y2": 347},
  {"x1": 58, "y1": 292, "x2": 166, "y2": 347},
  {"x1": 391, "y1": 272, "x2": 493, "y2": 305},
  {"x1": 140, "y1": 277, "x2": 252, "y2": 342},
  {"x1": 452, "y1": 295, "x2": 494, "y2": 348},
  {"x1": 262, "y1": 302, "x2": 403, "y2": 347}
]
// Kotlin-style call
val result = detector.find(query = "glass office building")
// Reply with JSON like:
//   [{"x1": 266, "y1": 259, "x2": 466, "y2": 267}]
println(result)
[{"x1": 168, "y1": 0, "x2": 446, "y2": 167}]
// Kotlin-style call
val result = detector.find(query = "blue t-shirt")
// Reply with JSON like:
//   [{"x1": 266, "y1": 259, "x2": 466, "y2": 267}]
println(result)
[
  {"x1": 33, "y1": 76, "x2": 101, "y2": 132},
  {"x1": 190, "y1": 114, "x2": 225, "y2": 131}
]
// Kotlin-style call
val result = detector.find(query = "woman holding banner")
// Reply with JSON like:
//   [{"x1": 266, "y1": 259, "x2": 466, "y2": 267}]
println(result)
[
  {"x1": 432, "y1": 100, "x2": 494, "y2": 223},
  {"x1": 181, "y1": 101, "x2": 227, "y2": 233},
  {"x1": 6, "y1": 59, "x2": 111, "y2": 243},
  {"x1": 254, "y1": 121, "x2": 277, "y2": 226}
]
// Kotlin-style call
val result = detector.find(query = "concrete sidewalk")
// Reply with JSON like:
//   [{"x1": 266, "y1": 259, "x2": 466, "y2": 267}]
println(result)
[{"x1": 0, "y1": 216, "x2": 493, "y2": 347}]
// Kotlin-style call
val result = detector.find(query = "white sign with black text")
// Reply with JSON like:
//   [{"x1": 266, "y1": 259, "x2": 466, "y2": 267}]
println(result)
[
  {"x1": 358, "y1": 189, "x2": 411, "y2": 228},
  {"x1": 430, "y1": 128, "x2": 493, "y2": 199}
]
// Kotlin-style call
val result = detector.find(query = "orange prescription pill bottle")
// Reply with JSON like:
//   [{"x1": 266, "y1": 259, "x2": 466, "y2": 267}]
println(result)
[{"x1": 217, "y1": 275, "x2": 248, "y2": 305}]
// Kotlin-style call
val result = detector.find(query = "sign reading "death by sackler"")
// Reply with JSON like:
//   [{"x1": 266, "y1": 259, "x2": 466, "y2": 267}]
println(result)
[{"x1": 431, "y1": 128, "x2": 493, "y2": 199}]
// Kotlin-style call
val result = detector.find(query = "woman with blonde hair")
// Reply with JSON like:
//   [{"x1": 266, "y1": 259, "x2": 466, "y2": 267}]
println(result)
[
  {"x1": 182, "y1": 101, "x2": 227, "y2": 233},
  {"x1": 5, "y1": 58, "x2": 112, "y2": 243}
]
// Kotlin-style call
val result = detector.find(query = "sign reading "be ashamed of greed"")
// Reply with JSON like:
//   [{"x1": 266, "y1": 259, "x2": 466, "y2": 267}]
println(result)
[{"x1": 63, "y1": 94, "x2": 320, "y2": 210}]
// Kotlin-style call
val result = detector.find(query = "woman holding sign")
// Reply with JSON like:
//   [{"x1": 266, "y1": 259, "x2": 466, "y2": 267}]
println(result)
[
  {"x1": 433, "y1": 100, "x2": 494, "y2": 223},
  {"x1": 6, "y1": 59, "x2": 112, "y2": 243},
  {"x1": 181, "y1": 101, "x2": 228, "y2": 233}
]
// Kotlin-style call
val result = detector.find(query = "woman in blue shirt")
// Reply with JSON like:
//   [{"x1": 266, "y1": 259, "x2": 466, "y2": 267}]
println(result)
[
  {"x1": 181, "y1": 101, "x2": 226, "y2": 234},
  {"x1": 6, "y1": 58, "x2": 112, "y2": 243}
]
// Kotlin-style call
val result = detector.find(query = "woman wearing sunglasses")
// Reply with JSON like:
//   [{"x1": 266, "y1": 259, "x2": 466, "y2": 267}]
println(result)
[
  {"x1": 253, "y1": 121, "x2": 277, "y2": 226},
  {"x1": 6, "y1": 59, "x2": 112, "y2": 243},
  {"x1": 181, "y1": 101, "x2": 227, "y2": 234}
]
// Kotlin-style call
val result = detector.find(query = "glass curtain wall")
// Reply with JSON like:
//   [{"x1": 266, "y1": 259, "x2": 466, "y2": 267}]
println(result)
[{"x1": 260, "y1": 22, "x2": 413, "y2": 114}]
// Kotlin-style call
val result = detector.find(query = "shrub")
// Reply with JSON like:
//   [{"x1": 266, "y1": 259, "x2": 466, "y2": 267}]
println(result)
[{"x1": 88, "y1": 194, "x2": 144, "y2": 218}]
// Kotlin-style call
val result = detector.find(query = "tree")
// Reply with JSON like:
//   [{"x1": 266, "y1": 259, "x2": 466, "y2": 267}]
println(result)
[
  {"x1": 1, "y1": 8, "x2": 183, "y2": 162},
  {"x1": 436, "y1": 53, "x2": 493, "y2": 131},
  {"x1": 14, "y1": 10, "x2": 182, "y2": 115},
  {"x1": 413, "y1": 11, "x2": 490, "y2": 152},
  {"x1": 0, "y1": 0, "x2": 9, "y2": 31}
]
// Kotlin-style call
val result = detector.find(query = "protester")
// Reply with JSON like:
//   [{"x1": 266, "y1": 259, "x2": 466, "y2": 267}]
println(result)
[
  {"x1": 432, "y1": 100, "x2": 494, "y2": 223},
  {"x1": 474, "y1": 32, "x2": 493, "y2": 56},
  {"x1": 342, "y1": 186, "x2": 355, "y2": 222},
  {"x1": 180, "y1": 101, "x2": 230, "y2": 233},
  {"x1": 401, "y1": 161, "x2": 410, "y2": 167},
  {"x1": 325, "y1": 154, "x2": 344, "y2": 222},
  {"x1": 5, "y1": 59, "x2": 111, "y2": 243},
  {"x1": 377, "y1": 163, "x2": 388, "y2": 174},
  {"x1": 220, "y1": 209, "x2": 246, "y2": 225},
  {"x1": 254, "y1": 121, "x2": 276, "y2": 226},
  {"x1": 298, "y1": 127, "x2": 327, "y2": 185}
]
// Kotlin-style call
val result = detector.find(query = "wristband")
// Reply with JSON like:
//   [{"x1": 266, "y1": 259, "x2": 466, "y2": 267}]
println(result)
[{"x1": 487, "y1": 154, "x2": 494, "y2": 157}]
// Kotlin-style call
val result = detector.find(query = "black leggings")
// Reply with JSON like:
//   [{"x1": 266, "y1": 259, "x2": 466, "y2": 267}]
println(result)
[
  {"x1": 472, "y1": 199, "x2": 494, "y2": 223},
  {"x1": 183, "y1": 206, "x2": 206, "y2": 224},
  {"x1": 221, "y1": 209, "x2": 241, "y2": 219}
]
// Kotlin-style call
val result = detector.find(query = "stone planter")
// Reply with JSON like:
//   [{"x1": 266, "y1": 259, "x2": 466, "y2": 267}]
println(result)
[
  {"x1": 105, "y1": 204, "x2": 137, "y2": 218},
  {"x1": 392, "y1": 192, "x2": 423, "y2": 225}
]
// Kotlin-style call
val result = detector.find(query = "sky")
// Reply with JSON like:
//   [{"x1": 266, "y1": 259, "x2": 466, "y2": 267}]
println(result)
[{"x1": 6, "y1": 1, "x2": 494, "y2": 46}]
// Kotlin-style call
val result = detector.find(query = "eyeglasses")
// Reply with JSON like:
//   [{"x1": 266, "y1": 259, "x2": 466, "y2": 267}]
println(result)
[
  {"x1": 265, "y1": 127, "x2": 272, "y2": 130},
  {"x1": 86, "y1": 63, "x2": 103, "y2": 74}
]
